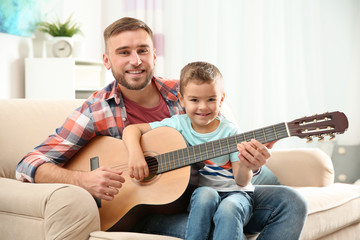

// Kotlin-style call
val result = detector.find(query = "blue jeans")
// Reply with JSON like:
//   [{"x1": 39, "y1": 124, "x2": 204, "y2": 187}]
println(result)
[
  {"x1": 134, "y1": 185, "x2": 308, "y2": 240},
  {"x1": 185, "y1": 187, "x2": 253, "y2": 240}
]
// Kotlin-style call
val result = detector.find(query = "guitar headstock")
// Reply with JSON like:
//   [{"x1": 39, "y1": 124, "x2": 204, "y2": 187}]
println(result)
[{"x1": 287, "y1": 111, "x2": 348, "y2": 143}]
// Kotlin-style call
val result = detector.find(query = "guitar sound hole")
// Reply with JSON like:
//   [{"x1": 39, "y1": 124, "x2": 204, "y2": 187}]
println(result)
[{"x1": 141, "y1": 156, "x2": 159, "y2": 182}]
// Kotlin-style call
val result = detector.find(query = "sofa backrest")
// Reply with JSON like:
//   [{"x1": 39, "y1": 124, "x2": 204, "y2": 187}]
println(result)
[{"x1": 0, "y1": 99, "x2": 84, "y2": 179}]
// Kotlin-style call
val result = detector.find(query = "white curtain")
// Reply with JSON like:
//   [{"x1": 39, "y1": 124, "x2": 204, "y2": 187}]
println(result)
[
  {"x1": 104, "y1": 0, "x2": 360, "y2": 152},
  {"x1": 161, "y1": 0, "x2": 360, "y2": 152}
]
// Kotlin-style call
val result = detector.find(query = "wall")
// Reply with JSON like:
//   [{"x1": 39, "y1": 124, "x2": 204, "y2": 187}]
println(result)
[
  {"x1": 0, "y1": 0, "x2": 104, "y2": 99},
  {"x1": 0, "y1": 33, "x2": 32, "y2": 98}
]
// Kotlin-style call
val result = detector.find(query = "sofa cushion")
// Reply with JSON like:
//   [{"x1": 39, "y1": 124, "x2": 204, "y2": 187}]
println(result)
[
  {"x1": 297, "y1": 183, "x2": 360, "y2": 239},
  {"x1": 89, "y1": 231, "x2": 182, "y2": 240},
  {"x1": 318, "y1": 222, "x2": 360, "y2": 240}
]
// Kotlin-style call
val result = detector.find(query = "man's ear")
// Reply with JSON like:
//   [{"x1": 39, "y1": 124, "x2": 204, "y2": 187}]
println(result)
[
  {"x1": 153, "y1": 48, "x2": 157, "y2": 66},
  {"x1": 178, "y1": 91, "x2": 185, "y2": 108},
  {"x1": 103, "y1": 53, "x2": 111, "y2": 70}
]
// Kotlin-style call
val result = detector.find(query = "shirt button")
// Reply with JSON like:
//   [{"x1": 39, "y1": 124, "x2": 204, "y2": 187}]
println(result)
[{"x1": 122, "y1": 117, "x2": 127, "y2": 121}]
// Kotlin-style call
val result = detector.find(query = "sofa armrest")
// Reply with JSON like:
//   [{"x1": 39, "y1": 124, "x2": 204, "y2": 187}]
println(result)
[
  {"x1": 0, "y1": 178, "x2": 100, "y2": 240},
  {"x1": 266, "y1": 148, "x2": 335, "y2": 187}
]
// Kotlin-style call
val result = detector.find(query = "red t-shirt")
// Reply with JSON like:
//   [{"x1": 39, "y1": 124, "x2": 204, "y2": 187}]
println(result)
[{"x1": 123, "y1": 92, "x2": 171, "y2": 124}]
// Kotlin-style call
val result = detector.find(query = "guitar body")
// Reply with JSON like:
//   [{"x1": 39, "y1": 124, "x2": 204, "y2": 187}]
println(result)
[{"x1": 65, "y1": 127, "x2": 198, "y2": 231}]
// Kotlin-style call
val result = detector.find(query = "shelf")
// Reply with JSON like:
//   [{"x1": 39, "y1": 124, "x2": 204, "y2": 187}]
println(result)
[{"x1": 25, "y1": 58, "x2": 106, "y2": 99}]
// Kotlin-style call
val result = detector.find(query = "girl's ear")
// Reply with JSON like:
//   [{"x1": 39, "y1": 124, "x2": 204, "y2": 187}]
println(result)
[{"x1": 178, "y1": 92, "x2": 185, "y2": 108}]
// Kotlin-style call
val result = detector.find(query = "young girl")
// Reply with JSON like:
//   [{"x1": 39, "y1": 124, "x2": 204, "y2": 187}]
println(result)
[{"x1": 123, "y1": 61, "x2": 255, "y2": 240}]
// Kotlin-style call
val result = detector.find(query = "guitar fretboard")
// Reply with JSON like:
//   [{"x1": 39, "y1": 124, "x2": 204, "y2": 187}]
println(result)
[{"x1": 155, "y1": 122, "x2": 290, "y2": 174}]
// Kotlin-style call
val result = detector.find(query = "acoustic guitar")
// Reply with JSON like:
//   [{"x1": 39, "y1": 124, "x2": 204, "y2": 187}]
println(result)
[{"x1": 65, "y1": 111, "x2": 348, "y2": 231}]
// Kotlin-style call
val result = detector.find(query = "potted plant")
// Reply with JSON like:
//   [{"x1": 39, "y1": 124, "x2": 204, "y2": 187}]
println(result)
[
  {"x1": 37, "y1": 15, "x2": 83, "y2": 58},
  {"x1": 37, "y1": 15, "x2": 82, "y2": 37}
]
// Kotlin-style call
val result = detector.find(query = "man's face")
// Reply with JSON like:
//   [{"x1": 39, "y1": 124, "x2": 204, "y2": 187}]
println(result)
[{"x1": 103, "y1": 29, "x2": 157, "y2": 90}]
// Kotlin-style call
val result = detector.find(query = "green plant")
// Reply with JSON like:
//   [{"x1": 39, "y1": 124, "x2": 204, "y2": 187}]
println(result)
[{"x1": 37, "y1": 15, "x2": 82, "y2": 37}]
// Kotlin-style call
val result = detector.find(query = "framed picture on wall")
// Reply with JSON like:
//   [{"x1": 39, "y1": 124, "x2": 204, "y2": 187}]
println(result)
[{"x1": 0, "y1": 0, "x2": 57, "y2": 37}]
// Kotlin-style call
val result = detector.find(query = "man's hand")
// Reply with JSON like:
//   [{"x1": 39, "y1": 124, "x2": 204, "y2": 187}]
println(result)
[
  {"x1": 79, "y1": 167, "x2": 125, "y2": 201},
  {"x1": 35, "y1": 163, "x2": 125, "y2": 201},
  {"x1": 236, "y1": 139, "x2": 277, "y2": 171}
]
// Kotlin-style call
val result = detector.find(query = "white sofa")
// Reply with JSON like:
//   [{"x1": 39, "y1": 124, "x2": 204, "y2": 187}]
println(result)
[{"x1": 1, "y1": 99, "x2": 360, "y2": 240}]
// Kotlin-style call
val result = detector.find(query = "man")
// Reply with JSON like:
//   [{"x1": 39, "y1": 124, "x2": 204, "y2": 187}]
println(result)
[{"x1": 16, "y1": 17, "x2": 307, "y2": 239}]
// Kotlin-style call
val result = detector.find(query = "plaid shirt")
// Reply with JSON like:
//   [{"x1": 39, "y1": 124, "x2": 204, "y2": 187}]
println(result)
[{"x1": 16, "y1": 77, "x2": 185, "y2": 183}]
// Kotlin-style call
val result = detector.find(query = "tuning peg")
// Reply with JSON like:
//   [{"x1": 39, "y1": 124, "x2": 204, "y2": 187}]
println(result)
[
  {"x1": 329, "y1": 133, "x2": 336, "y2": 141},
  {"x1": 306, "y1": 136, "x2": 313, "y2": 143},
  {"x1": 318, "y1": 135, "x2": 325, "y2": 142}
]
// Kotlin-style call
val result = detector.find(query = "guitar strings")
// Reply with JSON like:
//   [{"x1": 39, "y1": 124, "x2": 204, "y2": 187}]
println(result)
[
  {"x1": 109, "y1": 158, "x2": 159, "y2": 174},
  {"x1": 157, "y1": 123, "x2": 289, "y2": 173},
  {"x1": 107, "y1": 123, "x2": 289, "y2": 175}
]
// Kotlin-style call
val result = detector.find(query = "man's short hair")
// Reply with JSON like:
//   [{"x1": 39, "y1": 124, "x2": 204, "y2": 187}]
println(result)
[{"x1": 103, "y1": 17, "x2": 154, "y2": 53}]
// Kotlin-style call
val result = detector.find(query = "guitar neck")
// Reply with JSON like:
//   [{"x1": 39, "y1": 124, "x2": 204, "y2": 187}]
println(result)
[{"x1": 156, "y1": 122, "x2": 290, "y2": 174}]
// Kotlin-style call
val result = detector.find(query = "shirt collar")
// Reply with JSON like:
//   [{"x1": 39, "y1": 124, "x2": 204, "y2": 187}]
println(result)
[{"x1": 153, "y1": 77, "x2": 179, "y2": 101}]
